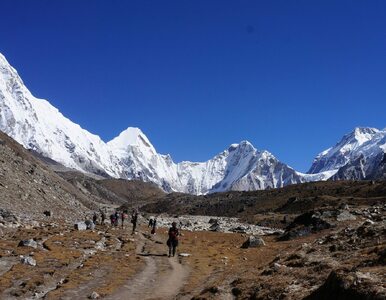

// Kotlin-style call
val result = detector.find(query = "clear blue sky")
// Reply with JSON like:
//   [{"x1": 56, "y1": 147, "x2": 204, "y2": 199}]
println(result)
[{"x1": 1, "y1": 0, "x2": 385, "y2": 172}]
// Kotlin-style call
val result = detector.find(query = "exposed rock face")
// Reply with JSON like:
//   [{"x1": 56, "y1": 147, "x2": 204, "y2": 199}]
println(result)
[{"x1": 0, "y1": 131, "x2": 98, "y2": 222}]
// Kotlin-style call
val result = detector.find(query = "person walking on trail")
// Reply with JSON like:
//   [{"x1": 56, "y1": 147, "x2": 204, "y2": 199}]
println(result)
[
  {"x1": 131, "y1": 210, "x2": 138, "y2": 234},
  {"x1": 121, "y1": 210, "x2": 128, "y2": 229},
  {"x1": 92, "y1": 212, "x2": 98, "y2": 225},
  {"x1": 110, "y1": 213, "x2": 115, "y2": 226},
  {"x1": 167, "y1": 222, "x2": 179, "y2": 257},
  {"x1": 151, "y1": 218, "x2": 157, "y2": 234},
  {"x1": 101, "y1": 211, "x2": 106, "y2": 225},
  {"x1": 148, "y1": 218, "x2": 154, "y2": 228},
  {"x1": 114, "y1": 211, "x2": 119, "y2": 227}
]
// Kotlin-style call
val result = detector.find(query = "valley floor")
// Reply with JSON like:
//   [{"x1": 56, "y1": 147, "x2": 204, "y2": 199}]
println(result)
[{"x1": 0, "y1": 207, "x2": 385, "y2": 300}]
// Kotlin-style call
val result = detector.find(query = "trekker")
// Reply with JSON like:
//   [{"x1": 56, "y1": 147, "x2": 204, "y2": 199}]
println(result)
[
  {"x1": 148, "y1": 218, "x2": 153, "y2": 228},
  {"x1": 110, "y1": 213, "x2": 115, "y2": 226},
  {"x1": 167, "y1": 222, "x2": 179, "y2": 257},
  {"x1": 101, "y1": 211, "x2": 106, "y2": 225},
  {"x1": 151, "y1": 218, "x2": 157, "y2": 234},
  {"x1": 114, "y1": 211, "x2": 119, "y2": 227},
  {"x1": 131, "y1": 210, "x2": 138, "y2": 234},
  {"x1": 121, "y1": 211, "x2": 128, "y2": 229},
  {"x1": 92, "y1": 212, "x2": 97, "y2": 225}
]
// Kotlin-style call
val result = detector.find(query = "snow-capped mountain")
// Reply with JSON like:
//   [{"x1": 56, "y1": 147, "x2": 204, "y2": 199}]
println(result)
[
  {"x1": 0, "y1": 52, "x2": 385, "y2": 194},
  {"x1": 0, "y1": 52, "x2": 305, "y2": 194},
  {"x1": 308, "y1": 127, "x2": 386, "y2": 180}
]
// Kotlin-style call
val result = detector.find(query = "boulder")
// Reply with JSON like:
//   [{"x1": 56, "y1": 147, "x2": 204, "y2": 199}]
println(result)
[
  {"x1": 0, "y1": 209, "x2": 17, "y2": 223},
  {"x1": 241, "y1": 235, "x2": 265, "y2": 248},
  {"x1": 85, "y1": 220, "x2": 95, "y2": 230},
  {"x1": 18, "y1": 239, "x2": 38, "y2": 249},
  {"x1": 21, "y1": 256, "x2": 36, "y2": 266},
  {"x1": 89, "y1": 291, "x2": 100, "y2": 299},
  {"x1": 209, "y1": 223, "x2": 221, "y2": 232},
  {"x1": 74, "y1": 222, "x2": 87, "y2": 231}
]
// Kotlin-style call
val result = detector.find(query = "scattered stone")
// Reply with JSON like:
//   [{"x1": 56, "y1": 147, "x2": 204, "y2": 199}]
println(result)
[
  {"x1": 272, "y1": 262, "x2": 287, "y2": 272},
  {"x1": 337, "y1": 211, "x2": 357, "y2": 222},
  {"x1": 89, "y1": 291, "x2": 100, "y2": 299},
  {"x1": 241, "y1": 235, "x2": 265, "y2": 248},
  {"x1": 20, "y1": 256, "x2": 36, "y2": 266},
  {"x1": 208, "y1": 218, "x2": 218, "y2": 224},
  {"x1": 179, "y1": 253, "x2": 191, "y2": 257},
  {"x1": 18, "y1": 239, "x2": 38, "y2": 249}
]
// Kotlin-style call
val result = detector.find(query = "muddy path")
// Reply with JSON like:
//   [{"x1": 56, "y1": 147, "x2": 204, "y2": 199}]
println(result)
[{"x1": 106, "y1": 232, "x2": 190, "y2": 300}]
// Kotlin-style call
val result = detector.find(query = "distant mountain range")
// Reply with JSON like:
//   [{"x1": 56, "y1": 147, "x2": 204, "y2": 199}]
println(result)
[{"x1": 0, "y1": 52, "x2": 385, "y2": 194}]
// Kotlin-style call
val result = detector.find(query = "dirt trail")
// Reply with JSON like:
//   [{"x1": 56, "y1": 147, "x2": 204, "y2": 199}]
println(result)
[{"x1": 106, "y1": 232, "x2": 189, "y2": 300}]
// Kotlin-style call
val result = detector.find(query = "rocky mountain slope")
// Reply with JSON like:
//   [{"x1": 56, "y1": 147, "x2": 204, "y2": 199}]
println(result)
[
  {"x1": 0, "y1": 129, "x2": 165, "y2": 225},
  {"x1": 0, "y1": 130, "x2": 96, "y2": 222}
]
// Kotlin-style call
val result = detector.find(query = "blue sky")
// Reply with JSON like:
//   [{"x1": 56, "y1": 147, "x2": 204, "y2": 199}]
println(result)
[{"x1": 0, "y1": 0, "x2": 385, "y2": 172}]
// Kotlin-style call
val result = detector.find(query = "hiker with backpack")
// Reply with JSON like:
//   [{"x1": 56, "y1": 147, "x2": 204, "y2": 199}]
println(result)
[
  {"x1": 114, "y1": 211, "x2": 119, "y2": 227},
  {"x1": 110, "y1": 213, "x2": 115, "y2": 226},
  {"x1": 167, "y1": 221, "x2": 179, "y2": 257}
]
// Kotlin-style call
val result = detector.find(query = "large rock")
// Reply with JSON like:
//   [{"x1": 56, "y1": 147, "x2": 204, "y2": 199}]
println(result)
[
  {"x1": 279, "y1": 210, "x2": 334, "y2": 241},
  {"x1": 0, "y1": 209, "x2": 18, "y2": 223},
  {"x1": 21, "y1": 256, "x2": 36, "y2": 266},
  {"x1": 18, "y1": 239, "x2": 38, "y2": 249},
  {"x1": 74, "y1": 222, "x2": 87, "y2": 231},
  {"x1": 241, "y1": 235, "x2": 265, "y2": 248},
  {"x1": 209, "y1": 223, "x2": 221, "y2": 232},
  {"x1": 85, "y1": 220, "x2": 95, "y2": 230}
]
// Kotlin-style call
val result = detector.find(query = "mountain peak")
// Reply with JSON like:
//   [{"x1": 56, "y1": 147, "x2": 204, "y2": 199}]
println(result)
[
  {"x1": 107, "y1": 127, "x2": 154, "y2": 150},
  {"x1": 353, "y1": 126, "x2": 379, "y2": 136},
  {"x1": 343, "y1": 127, "x2": 379, "y2": 146}
]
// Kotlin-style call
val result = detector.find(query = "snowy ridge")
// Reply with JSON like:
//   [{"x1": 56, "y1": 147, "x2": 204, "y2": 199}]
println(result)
[
  {"x1": 308, "y1": 127, "x2": 386, "y2": 180},
  {"x1": 0, "y1": 52, "x2": 385, "y2": 194}
]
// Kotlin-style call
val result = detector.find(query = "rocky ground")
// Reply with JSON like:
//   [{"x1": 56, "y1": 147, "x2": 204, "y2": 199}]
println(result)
[{"x1": 0, "y1": 201, "x2": 384, "y2": 300}]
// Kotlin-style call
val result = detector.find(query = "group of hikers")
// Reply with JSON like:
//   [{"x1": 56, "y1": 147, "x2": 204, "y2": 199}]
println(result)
[
  {"x1": 90, "y1": 209, "x2": 180, "y2": 257},
  {"x1": 91, "y1": 209, "x2": 139, "y2": 234}
]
